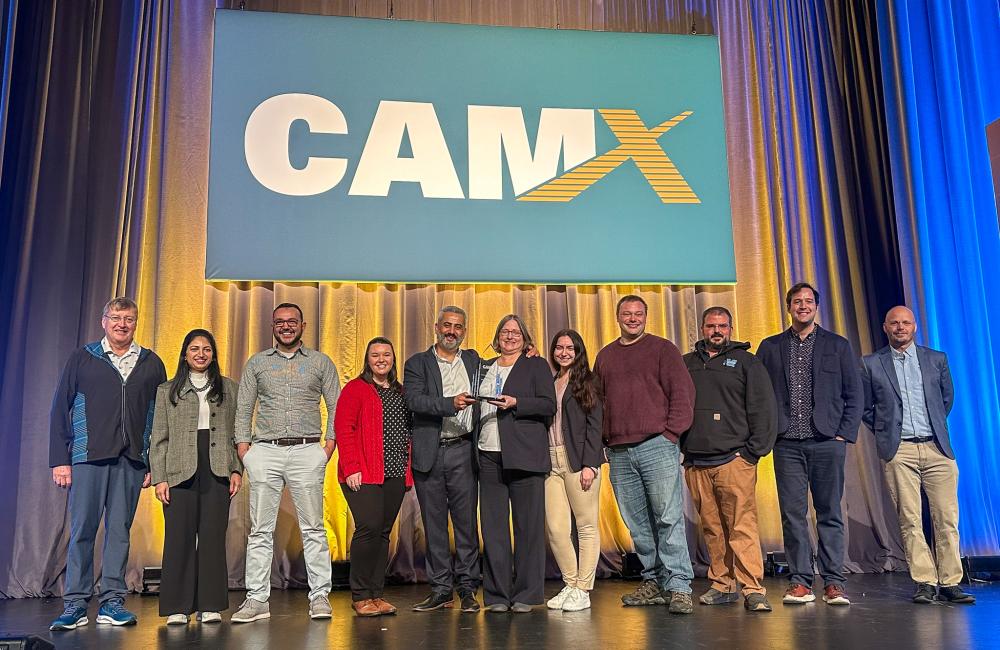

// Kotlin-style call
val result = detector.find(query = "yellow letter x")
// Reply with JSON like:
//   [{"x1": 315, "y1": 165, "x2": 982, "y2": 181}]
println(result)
[{"x1": 517, "y1": 110, "x2": 699, "y2": 203}]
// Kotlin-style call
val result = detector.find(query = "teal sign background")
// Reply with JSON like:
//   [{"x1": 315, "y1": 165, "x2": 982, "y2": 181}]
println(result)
[{"x1": 207, "y1": 11, "x2": 735, "y2": 284}]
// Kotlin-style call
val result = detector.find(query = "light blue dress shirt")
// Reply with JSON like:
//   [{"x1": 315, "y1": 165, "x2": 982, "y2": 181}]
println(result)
[{"x1": 892, "y1": 345, "x2": 934, "y2": 440}]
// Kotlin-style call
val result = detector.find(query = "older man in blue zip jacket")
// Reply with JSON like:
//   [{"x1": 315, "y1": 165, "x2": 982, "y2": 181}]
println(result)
[{"x1": 49, "y1": 297, "x2": 166, "y2": 630}]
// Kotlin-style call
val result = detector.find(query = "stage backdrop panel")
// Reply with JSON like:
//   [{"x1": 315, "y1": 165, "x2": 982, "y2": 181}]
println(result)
[{"x1": 207, "y1": 11, "x2": 735, "y2": 284}]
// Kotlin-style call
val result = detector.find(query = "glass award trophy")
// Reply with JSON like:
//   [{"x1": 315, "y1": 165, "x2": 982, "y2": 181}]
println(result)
[{"x1": 470, "y1": 358, "x2": 503, "y2": 402}]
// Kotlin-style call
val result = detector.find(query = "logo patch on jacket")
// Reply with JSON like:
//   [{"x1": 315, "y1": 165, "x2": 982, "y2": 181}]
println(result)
[{"x1": 723, "y1": 358, "x2": 737, "y2": 368}]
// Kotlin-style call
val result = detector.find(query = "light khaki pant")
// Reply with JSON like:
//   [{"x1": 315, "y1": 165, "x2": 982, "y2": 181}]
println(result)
[
  {"x1": 685, "y1": 457, "x2": 765, "y2": 596},
  {"x1": 884, "y1": 440, "x2": 963, "y2": 586},
  {"x1": 544, "y1": 445, "x2": 602, "y2": 590}
]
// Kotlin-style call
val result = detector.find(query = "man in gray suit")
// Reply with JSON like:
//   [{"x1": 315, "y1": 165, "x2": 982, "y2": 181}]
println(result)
[
  {"x1": 861, "y1": 305, "x2": 974, "y2": 605},
  {"x1": 404, "y1": 306, "x2": 482, "y2": 613}
]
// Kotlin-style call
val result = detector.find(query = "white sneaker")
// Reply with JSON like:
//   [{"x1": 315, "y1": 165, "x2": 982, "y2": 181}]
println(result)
[
  {"x1": 166, "y1": 614, "x2": 188, "y2": 625},
  {"x1": 546, "y1": 585, "x2": 576, "y2": 610},
  {"x1": 198, "y1": 611, "x2": 222, "y2": 623},
  {"x1": 562, "y1": 588, "x2": 591, "y2": 612}
]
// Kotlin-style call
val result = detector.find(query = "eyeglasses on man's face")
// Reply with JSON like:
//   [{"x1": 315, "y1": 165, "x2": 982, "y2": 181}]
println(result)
[
  {"x1": 273, "y1": 319, "x2": 301, "y2": 328},
  {"x1": 104, "y1": 314, "x2": 137, "y2": 325}
]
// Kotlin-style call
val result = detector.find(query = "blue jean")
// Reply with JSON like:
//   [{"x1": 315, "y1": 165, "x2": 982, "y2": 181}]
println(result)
[
  {"x1": 773, "y1": 437, "x2": 847, "y2": 587},
  {"x1": 64, "y1": 456, "x2": 146, "y2": 608},
  {"x1": 608, "y1": 435, "x2": 693, "y2": 593}
]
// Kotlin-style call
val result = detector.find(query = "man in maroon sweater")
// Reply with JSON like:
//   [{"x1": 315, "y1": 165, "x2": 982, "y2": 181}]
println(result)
[{"x1": 594, "y1": 295, "x2": 696, "y2": 613}]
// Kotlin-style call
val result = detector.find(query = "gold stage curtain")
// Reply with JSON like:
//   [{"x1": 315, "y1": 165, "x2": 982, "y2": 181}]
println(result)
[{"x1": 2, "y1": 0, "x2": 905, "y2": 595}]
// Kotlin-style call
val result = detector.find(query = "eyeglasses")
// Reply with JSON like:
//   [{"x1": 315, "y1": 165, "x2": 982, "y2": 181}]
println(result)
[
  {"x1": 499, "y1": 329, "x2": 523, "y2": 339},
  {"x1": 105, "y1": 315, "x2": 137, "y2": 325},
  {"x1": 273, "y1": 319, "x2": 301, "y2": 327}
]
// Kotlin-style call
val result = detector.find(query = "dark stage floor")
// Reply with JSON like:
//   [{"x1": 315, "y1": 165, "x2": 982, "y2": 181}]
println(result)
[{"x1": 2, "y1": 574, "x2": 999, "y2": 649}]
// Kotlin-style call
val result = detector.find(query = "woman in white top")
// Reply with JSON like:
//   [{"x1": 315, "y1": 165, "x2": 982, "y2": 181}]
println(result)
[
  {"x1": 149, "y1": 329, "x2": 241, "y2": 625},
  {"x1": 477, "y1": 315, "x2": 556, "y2": 613}
]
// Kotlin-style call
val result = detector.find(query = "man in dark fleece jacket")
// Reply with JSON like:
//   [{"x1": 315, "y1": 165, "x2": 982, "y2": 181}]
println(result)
[
  {"x1": 681, "y1": 307, "x2": 777, "y2": 613},
  {"x1": 48, "y1": 298, "x2": 166, "y2": 631},
  {"x1": 594, "y1": 295, "x2": 695, "y2": 613}
]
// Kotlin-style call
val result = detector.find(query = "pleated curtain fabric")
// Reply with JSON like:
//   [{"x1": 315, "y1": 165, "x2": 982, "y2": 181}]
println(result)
[{"x1": 4, "y1": 0, "x2": 961, "y2": 596}]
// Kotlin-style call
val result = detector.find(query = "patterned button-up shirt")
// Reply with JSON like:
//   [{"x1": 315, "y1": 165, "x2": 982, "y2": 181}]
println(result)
[
  {"x1": 235, "y1": 345, "x2": 342, "y2": 444},
  {"x1": 101, "y1": 337, "x2": 141, "y2": 381},
  {"x1": 892, "y1": 344, "x2": 934, "y2": 440},
  {"x1": 785, "y1": 328, "x2": 818, "y2": 439}
]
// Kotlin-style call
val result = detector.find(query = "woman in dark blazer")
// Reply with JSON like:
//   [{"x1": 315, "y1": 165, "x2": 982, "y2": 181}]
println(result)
[
  {"x1": 544, "y1": 329, "x2": 604, "y2": 611},
  {"x1": 150, "y1": 328, "x2": 242, "y2": 625},
  {"x1": 476, "y1": 314, "x2": 557, "y2": 613}
]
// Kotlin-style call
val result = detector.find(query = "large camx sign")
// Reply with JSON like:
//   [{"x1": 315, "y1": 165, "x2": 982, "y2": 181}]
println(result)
[{"x1": 207, "y1": 11, "x2": 735, "y2": 284}]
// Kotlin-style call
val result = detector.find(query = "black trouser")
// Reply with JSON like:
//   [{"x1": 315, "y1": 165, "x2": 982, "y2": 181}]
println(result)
[
  {"x1": 773, "y1": 436, "x2": 848, "y2": 588},
  {"x1": 478, "y1": 451, "x2": 546, "y2": 606},
  {"x1": 413, "y1": 438, "x2": 480, "y2": 596},
  {"x1": 159, "y1": 429, "x2": 231, "y2": 615},
  {"x1": 342, "y1": 477, "x2": 406, "y2": 601}
]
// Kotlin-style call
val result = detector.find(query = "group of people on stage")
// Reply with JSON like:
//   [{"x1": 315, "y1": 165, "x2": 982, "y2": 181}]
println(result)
[{"x1": 46, "y1": 283, "x2": 975, "y2": 631}]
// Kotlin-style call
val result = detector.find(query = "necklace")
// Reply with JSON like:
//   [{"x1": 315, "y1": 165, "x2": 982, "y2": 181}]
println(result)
[{"x1": 189, "y1": 377, "x2": 210, "y2": 393}]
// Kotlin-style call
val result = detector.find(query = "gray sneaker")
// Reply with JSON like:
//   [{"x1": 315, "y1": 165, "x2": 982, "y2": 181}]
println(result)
[
  {"x1": 309, "y1": 595, "x2": 332, "y2": 619},
  {"x1": 621, "y1": 579, "x2": 667, "y2": 606},
  {"x1": 699, "y1": 588, "x2": 740, "y2": 605},
  {"x1": 231, "y1": 598, "x2": 270, "y2": 623},
  {"x1": 667, "y1": 591, "x2": 694, "y2": 614},
  {"x1": 744, "y1": 592, "x2": 773, "y2": 612}
]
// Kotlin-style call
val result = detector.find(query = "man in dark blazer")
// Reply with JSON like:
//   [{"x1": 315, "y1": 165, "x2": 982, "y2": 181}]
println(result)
[
  {"x1": 757, "y1": 282, "x2": 862, "y2": 607},
  {"x1": 861, "y1": 305, "x2": 974, "y2": 605},
  {"x1": 403, "y1": 306, "x2": 482, "y2": 613}
]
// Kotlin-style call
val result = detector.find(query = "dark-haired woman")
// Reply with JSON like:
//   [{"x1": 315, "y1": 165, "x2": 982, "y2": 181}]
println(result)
[
  {"x1": 335, "y1": 337, "x2": 413, "y2": 617},
  {"x1": 544, "y1": 329, "x2": 604, "y2": 611},
  {"x1": 478, "y1": 315, "x2": 557, "y2": 613},
  {"x1": 150, "y1": 329, "x2": 241, "y2": 625}
]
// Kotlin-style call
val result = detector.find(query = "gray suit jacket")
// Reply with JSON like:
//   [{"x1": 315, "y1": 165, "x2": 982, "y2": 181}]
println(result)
[
  {"x1": 861, "y1": 345, "x2": 955, "y2": 461},
  {"x1": 149, "y1": 376, "x2": 242, "y2": 486}
]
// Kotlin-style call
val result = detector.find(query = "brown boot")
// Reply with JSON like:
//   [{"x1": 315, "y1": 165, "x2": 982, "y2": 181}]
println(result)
[
  {"x1": 374, "y1": 598, "x2": 397, "y2": 615},
  {"x1": 353, "y1": 599, "x2": 381, "y2": 617}
]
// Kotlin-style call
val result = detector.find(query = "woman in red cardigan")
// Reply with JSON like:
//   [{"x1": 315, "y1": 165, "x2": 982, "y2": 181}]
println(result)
[{"x1": 335, "y1": 337, "x2": 413, "y2": 617}]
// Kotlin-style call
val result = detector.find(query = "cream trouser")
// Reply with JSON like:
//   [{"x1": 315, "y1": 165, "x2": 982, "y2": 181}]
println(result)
[{"x1": 544, "y1": 444, "x2": 602, "y2": 590}]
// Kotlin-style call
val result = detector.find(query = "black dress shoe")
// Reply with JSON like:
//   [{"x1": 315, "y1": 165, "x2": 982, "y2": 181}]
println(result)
[
  {"x1": 912, "y1": 583, "x2": 936, "y2": 604},
  {"x1": 913, "y1": 582, "x2": 937, "y2": 605},
  {"x1": 459, "y1": 592, "x2": 481, "y2": 613},
  {"x1": 412, "y1": 592, "x2": 454, "y2": 611},
  {"x1": 937, "y1": 585, "x2": 976, "y2": 604}
]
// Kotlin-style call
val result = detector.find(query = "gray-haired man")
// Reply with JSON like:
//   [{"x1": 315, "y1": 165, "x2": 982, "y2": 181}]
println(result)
[{"x1": 404, "y1": 306, "x2": 482, "y2": 612}]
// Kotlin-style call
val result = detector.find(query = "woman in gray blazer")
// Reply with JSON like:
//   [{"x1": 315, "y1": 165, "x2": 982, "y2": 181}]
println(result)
[{"x1": 150, "y1": 329, "x2": 241, "y2": 625}]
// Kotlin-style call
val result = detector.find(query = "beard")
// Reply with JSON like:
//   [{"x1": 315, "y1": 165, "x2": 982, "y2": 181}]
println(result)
[
  {"x1": 436, "y1": 332, "x2": 463, "y2": 351},
  {"x1": 276, "y1": 330, "x2": 303, "y2": 348},
  {"x1": 706, "y1": 336, "x2": 728, "y2": 352}
]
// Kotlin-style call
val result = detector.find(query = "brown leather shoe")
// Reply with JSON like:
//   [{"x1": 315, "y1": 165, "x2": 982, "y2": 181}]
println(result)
[
  {"x1": 374, "y1": 598, "x2": 397, "y2": 615},
  {"x1": 353, "y1": 599, "x2": 381, "y2": 617}
]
